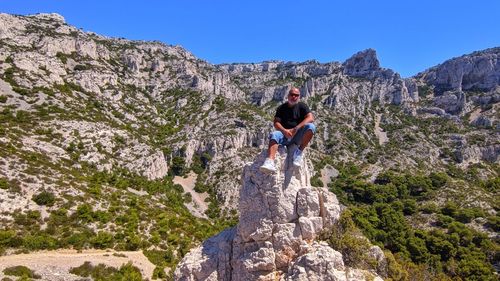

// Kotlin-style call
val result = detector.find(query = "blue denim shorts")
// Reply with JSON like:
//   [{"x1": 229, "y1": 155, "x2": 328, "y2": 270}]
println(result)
[{"x1": 269, "y1": 123, "x2": 316, "y2": 146}]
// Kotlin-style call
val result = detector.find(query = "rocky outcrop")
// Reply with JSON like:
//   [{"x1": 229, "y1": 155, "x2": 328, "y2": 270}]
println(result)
[
  {"x1": 174, "y1": 148, "x2": 382, "y2": 280},
  {"x1": 342, "y1": 49, "x2": 381, "y2": 78},
  {"x1": 419, "y1": 47, "x2": 500, "y2": 94}
]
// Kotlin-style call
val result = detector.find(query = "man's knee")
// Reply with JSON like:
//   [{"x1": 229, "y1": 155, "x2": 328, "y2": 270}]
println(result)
[
  {"x1": 304, "y1": 123, "x2": 316, "y2": 134},
  {"x1": 269, "y1": 131, "x2": 283, "y2": 143}
]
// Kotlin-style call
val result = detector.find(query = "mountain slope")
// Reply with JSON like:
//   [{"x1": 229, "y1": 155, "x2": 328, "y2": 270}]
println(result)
[{"x1": 0, "y1": 13, "x2": 498, "y2": 279}]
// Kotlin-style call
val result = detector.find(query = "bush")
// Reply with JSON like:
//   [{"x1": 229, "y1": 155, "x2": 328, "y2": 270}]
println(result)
[
  {"x1": 3, "y1": 266, "x2": 40, "y2": 279},
  {"x1": 91, "y1": 231, "x2": 114, "y2": 249},
  {"x1": 70, "y1": 261, "x2": 143, "y2": 281},
  {"x1": 171, "y1": 156, "x2": 186, "y2": 176},
  {"x1": 73, "y1": 64, "x2": 89, "y2": 71},
  {"x1": 66, "y1": 232, "x2": 90, "y2": 249},
  {"x1": 75, "y1": 203, "x2": 94, "y2": 223},
  {"x1": 441, "y1": 201, "x2": 458, "y2": 217},
  {"x1": 22, "y1": 234, "x2": 57, "y2": 250},
  {"x1": 324, "y1": 210, "x2": 377, "y2": 269},
  {"x1": 419, "y1": 202, "x2": 438, "y2": 214},
  {"x1": 402, "y1": 199, "x2": 417, "y2": 215},
  {"x1": 184, "y1": 192, "x2": 192, "y2": 203},
  {"x1": 56, "y1": 52, "x2": 68, "y2": 64},
  {"x1": 144, "y1": 249, "x2": 174, "y2": 266},
  {"x1": 0, "y1": 178, "x2": 8, "y2": 189},
  {"x1": 481, "y1": 177, "x2": 499, "y2": 192},
  {"x1": 429, "y1": 172, "x2": 448, "y2": 188},
  {"x1": 486, "y1": 215, "x2": 500, "y2": 231},
  {"x1": 310, "y1": 174, "x2": 323, "y2": 187},
  {"x1": 455, "y1": 208, "x2": 485, "y2": 223},
  {"x1": 32, "y1": 191, "x2": 56, "y2": 206},
  {"x1": 456, "y1": 253, "x2": 496, "y2": 281},
  {"x1": 152, "y1": 266, "x2": 167, "y2": 279}
]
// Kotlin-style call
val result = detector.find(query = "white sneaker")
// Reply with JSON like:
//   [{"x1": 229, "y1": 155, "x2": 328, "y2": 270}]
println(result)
[
  {"x1": 260, "y1": 158, "x2": 276, "y2": 174},
  {"x1": 293, "y1": 148, "x2": 303, "y2": 167}
]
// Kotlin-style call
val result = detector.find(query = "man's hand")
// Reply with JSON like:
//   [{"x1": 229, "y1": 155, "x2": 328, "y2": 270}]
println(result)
[{"x1": 283, "y1": 127, "x2": 297, "y2": 139}]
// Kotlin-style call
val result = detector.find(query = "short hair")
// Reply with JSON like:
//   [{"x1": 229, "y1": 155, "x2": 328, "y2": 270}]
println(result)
[{"x1": 289, "y1": 87, "x2": 300, "y2": 95}]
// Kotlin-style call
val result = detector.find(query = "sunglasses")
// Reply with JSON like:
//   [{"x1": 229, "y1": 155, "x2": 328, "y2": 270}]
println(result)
[{"x1": 289, "y1": 94, "x2": 300, "y2": 97}]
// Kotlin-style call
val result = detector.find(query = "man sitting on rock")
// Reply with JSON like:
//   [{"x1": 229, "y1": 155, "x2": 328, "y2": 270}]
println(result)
[{"x1": 260, "y1": 87, "x2": 316, "y2": 173}]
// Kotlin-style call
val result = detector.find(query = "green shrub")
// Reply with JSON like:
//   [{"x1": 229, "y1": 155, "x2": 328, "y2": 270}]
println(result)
[
  {"x1": 0, "y1": 95, "x2": 7, "y2": 103},
  {"x1": 440, "y1": 201, "x2": 459, "y2": 217},
  {"x1": 152, "y1": 266, "x2": 167, "y2": 279},
  {"x1": 310, "y1": 174, "x2": 323, "y2": 187},
  {"x1": 401, "y1": 199, "x2": 417, "y2": 215},
  {"x1": 22, "y1": 233, "x2": 58, "y2": 250},
  {"x1": 124, "y1": 234, "x2": 141, "y2": 251},
  {"x1": 171, "y1": 156, "x2": 186, "y2": 176},
  {"x1": 324, "y1": 210, "x2": 377, "y2": 269},
  {"x1": 481, "y1": 177, "x2": 499, "y2": 192},
  {"x1": 0, "y1": 178, "x2": 8, "y2": 189},
  {"x1": 486, "y1": 215, "x2": 500, "y2": 231},
  {"x1": 193, "y1": 174, "x2": 210, "y2": 193},
  {"x1": 144, "y1": 249, "x2": 174, "y2": 266},
  {"x1": 91, "y1": 231, "x2": 114, "y2": 249},
  {"x1": 56, "y1": 52, "x2": 68, "y2": 64},
  {"x1": 75, "y1": 203, "x2": 94, "y2": 223},
  {"x1": 419, "y1": 202, "x2": 438, "y2": 214},
  {"x1": 69, "y1": 261, "x2": 143, "y2": 281},
  {"x1": 455, "y1": 208, "x2": 485, "y2": 223},
  {"x1": 429, "y1": 172, "x2": 448, "y2": 188},
  {"x1": 184, "y1": 192, "x2": 192, "y2": 203},
  {"x1": 435, "y1": 214, "x2": 454, "y2": 227},
  {"x1": 73, "y1": 64, "x2": 89, "y2": 71},
  {"x1": 66, "y1": 232, "x2": 90, "y2": 249},
  {"x1": 3, "y1": 265, "x2": 40, "y2": 279},
  {"x1": 456, "y1": 253, "x2": 497, "y2": 281},
  {"x1": 32, "y1": 191, "x2": 56, "y2": 206},
  {"x1": 0, "y1": 230, "x2": 21, "y2": 248}
]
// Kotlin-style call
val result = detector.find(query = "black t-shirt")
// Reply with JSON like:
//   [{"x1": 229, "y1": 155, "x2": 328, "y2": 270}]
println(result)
[{"x1": 274, "y1": 102, "x2": 311, "y2": 129}]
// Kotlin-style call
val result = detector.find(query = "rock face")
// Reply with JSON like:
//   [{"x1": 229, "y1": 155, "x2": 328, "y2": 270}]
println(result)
[
  {"x1": 174, "y1": 148, "x2": 381, "y2": 281},
  {"x1": 342, "y1": 49, "x2": 381, "y2": 78},
  {"x1": 419, "y1": 47, "x2": 500, "y2": 94}
]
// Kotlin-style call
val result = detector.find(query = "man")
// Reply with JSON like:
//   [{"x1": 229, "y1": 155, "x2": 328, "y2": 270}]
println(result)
[{"x1": 260, "y1": 87, "x2": 316, "y2": 173}]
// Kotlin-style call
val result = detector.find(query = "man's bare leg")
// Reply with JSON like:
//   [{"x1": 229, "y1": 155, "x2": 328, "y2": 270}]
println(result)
[
  {"x1": 268, "y1": 140, "x2": 279, "y2": 159},
  {"x1": 299, "y1": 130, "x2": 313, "y2": 151}
]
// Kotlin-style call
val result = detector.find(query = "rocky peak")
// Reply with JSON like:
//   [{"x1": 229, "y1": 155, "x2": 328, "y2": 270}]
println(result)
[
  {"x1": 342, "y1": 48, "x2": 381, "y2": 78},
  {"x1": 174, "y1": 147, "x2": 383, "y2": 280}
]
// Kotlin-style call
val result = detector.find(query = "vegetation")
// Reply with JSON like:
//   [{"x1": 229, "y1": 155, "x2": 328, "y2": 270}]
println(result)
[
  {"x1": 69, "y1": 261, "x2": 144, "y2": 281},
  {"x1": 32, "y1": 191, "x2": 56, "y2": 206},
  {"x1": 3, "y1": 266, "x2": 40, "y2": 279},
  {"x1": 327, "y1": 162, "x2": 498, "y2": 280}
]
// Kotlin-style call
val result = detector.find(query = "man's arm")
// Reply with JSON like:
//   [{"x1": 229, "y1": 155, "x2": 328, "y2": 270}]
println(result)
[
  {"x1": 274, "y1": 117, "x2": 294, "y2": 139},
  {"x1": 292, "y1": 112, "x2": 314, "y2": 133}
]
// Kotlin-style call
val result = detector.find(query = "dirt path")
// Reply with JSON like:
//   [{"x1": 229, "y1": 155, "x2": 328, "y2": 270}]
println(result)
[
  {"x1": 374, "y1": 113, "x2": 388, "y2": 145},
  {"x1": 0, "y1": 249, "x2": 155, "y2": 281},
  {"x1": 173, "y1": 171, "x2": 209, "y2": 218},
  {"x1": 468, "y1": 107, "x2": 482, "y2": 123}
]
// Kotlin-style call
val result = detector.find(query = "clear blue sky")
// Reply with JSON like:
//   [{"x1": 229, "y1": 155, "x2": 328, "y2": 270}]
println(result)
[{"x1": 1, "y1": 1, "x2": 499, "y2": 77}]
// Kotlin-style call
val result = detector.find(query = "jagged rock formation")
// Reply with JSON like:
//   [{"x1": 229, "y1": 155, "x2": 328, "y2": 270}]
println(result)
[
  {"x1": 174, "y1": 148, "x2": 383, "y2": 280},
  {"x1": 419, "y1": 48, "x2": 500, "y2": 94}
]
